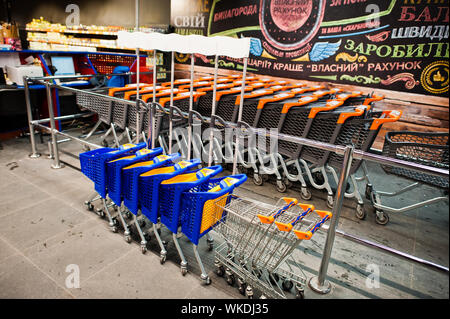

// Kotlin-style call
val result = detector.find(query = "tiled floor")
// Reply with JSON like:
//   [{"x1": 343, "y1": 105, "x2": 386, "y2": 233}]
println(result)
[{"x1": 0, "y1": 134, "x2": 448, "y2": 299}]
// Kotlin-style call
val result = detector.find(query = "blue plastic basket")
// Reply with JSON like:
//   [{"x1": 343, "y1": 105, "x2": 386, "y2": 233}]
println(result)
[
  {"x1": 139, "y1": 159, "x2": 201, "y2": 224},
  {"x1": 180, "y1": 174, "x2": 247, "y2": 245},
  {"x1": 158, "y1": 165, "x2": 223, "y2": 234},
  {"x1": 79, "y1": 142, "x2": 147, "y2": 198},
  {"x1": 122, "y1": 153, "x2": 180, "y2": 215},
  {"x1": 106, "y1": 147, "x2": 163, "y2": 206}
]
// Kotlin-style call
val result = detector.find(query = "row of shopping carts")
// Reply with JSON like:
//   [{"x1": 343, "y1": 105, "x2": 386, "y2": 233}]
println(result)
[
  {"x1": 75, "y1": 74, "x2": 448, "y2": 226},
  {"x1": 79, "y1": 142, "x2": 247, "y2": 285}
]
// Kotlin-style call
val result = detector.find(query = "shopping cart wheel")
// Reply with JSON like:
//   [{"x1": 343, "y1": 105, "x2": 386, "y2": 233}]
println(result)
[
  {"x1": 110, "y1": 225, "x2": 118, "y2": 233},
  {"x1": 124, "y1": 234, "x2": 132, "y2": 243},
  {"x1": 282, "y1": 279, "x2": 293, "y2": 292},
  {"x1": 215, "y1": 264, "x2": 225, "y2": 277},
  {"x1": 276, "y1": 180, "x2": 287, "y2": 193},
  {"x1": 160, "y1": 253, "x2": 167, "y2": 264},
  {"x1": 101, "y1": 140, "x2": 109, "y2": 147},
  {"x1": 326, "y1": 195, "x2": 334, "y2": 209},
  {"x1": 295, "y1": 290, "x2": 305, "y2": 299},
  {"x1": 300, "y1": 187, "x2": 312, "y2": 201},
  {"x1": 245, "y1": 286, "x2": 254, "y2": 299},
  {"x1": 84, "y1": 202, "x2": 94, "y2": 211},
  {"x1": 96, "y1": 208, "x2": 105, "y2": 218},
  {"x1": 181, "y1": 267, "x2": 188, "y2": 276},
  {"x1": 201, "y1": 275, "x2": 212, "y2": 285},
  {"x1": 253, "y1": 174, "x2": 264, "y2": 186},
  {"x1": 365, "y1": 184, "x2": 373, "y2": 200},
  {"x1": 355, "y1": 204, "x2": 366, "y2": 220},
  {"x1": 225, "y1": 270, "x2": 235, "y2": 286},
  {"x1": 375, "y1": 210, "x2": 389, "y2": 225},
  {"x1": 237, "y1": 278, "x2": 247, "y2": 295},
  {"x1": 140, "y1": 244, "x2": 147, "y2": 254}
]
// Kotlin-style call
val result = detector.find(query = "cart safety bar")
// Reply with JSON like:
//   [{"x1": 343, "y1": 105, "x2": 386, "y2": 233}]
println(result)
[
  {"x1": 275, "y1": 206, "x2": 314, "y2": 232},
  {"x1": 294, "y1": 210, "x2": 332, "y2": 240},
  {"x1": 281, "y1": 95, "x2": 319, "y2": 113},
  {"x1": 336, "y1": 106, "x2": 368, "y2": 124},
  {"x1": 257, "y1": 92, "x2": 297, "y2": 109},
  {"x1": 257, "y1": 198, "x2": 298, "y2": 224},
  {"x1": 370, "y1": 110, "x2": 402, "y2": 130},
  {"x1": 308, "y1": 99, "x2": 345, "y2": 118}
]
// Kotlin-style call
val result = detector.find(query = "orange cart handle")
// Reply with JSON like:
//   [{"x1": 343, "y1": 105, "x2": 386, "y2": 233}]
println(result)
[
  {"x1": 370, "y1": 110, "x2": 402, "y2": 130},
  {"x1": 281, "y1": 95, "x2": 319, "y2": 113},
  {"x1": 363, "y1": 94, "x2": 385, "y2": 105},
  {"x1": 235, "y1": 89, "x2": 274, "y2": 105},
  {"x1": 257, "y1": 92, "x2": 296, "y2": 109},
  {"x1": 337, "y1": 106, "x2": 368, "y2": 124},
  {"x1": 308, "y1": 100, "x2": 344, "y2": 118}
]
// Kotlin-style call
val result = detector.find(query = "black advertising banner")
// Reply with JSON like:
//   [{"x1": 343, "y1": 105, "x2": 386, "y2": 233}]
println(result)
[{"x1": 171, "y1": 0, "x2": 449, "y2": 97}]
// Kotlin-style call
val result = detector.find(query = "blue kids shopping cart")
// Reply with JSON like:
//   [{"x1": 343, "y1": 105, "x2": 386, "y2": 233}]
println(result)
[
  {"x1": 121, "y1": 153, "x2": 180, "y2": 253},
  {"x1": 180, "y1": 174, "x2": 247, "y2": 284},
  {"x1": 79, "y1": 142, "x2": 147, "y2": 228},
  {"x1": 138, "y1": 158, "x2": 201, "y2": 263},
  {"x1": 105, "y1": 147, "x2": 163, "y2": 242},
  {"x1": 158, "y1": 165, "x2": 223, "y2": 275}
]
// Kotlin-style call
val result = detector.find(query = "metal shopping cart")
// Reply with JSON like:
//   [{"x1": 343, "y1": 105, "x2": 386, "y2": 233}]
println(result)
[
  {"x1": 179, "y1": 174, "x2": 247, "y2": 284},
  {"x1": 121, "y1": 153, "x2": 180, "y2": 253},
  {"x1": 79, "y1": 142, "x2": 146, "y2": 226},
  {"x1": 105, "y1": 147, "x2": 163, "y2": 241},
  {"x1": 362, "y1": 131, "x2": 448, "y2": 225},
  {"x1": 213, "y1": 195, "x2": 332, "y2": 299},
  {"x1": 139, "y1": 158, "x2": 201, "y2": 263},
  {"x1": 158, "y1": 165, "x2": 223, "y2": 274}
]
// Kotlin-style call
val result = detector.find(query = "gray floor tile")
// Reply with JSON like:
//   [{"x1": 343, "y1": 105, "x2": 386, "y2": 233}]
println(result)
[
  {"x1": 0, "y1": 198, "x2": 89, "y2": 251},
  {"x1": 0, "y1": 254, "x2": 73, "y2": 299}
]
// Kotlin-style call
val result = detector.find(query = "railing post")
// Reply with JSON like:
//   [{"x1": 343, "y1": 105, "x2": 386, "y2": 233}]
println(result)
[
  {"x1": 309, "y1": 145, "x2": 354, "y2": 294},
  {"x1": 45, "y1": 82, "x2": 64, "y2": 169},
  {"x1": 24, "y1": 77, "x2": 41, "y2": 158}
]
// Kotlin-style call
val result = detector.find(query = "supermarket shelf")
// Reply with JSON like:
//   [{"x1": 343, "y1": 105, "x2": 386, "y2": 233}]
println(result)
[
  {"x1": 27, "y1": 38, "x2": 137, "y2": 51},
  {"x1": 0, "y1": 49, "x2": 147, "y2": 57},
  {"x1": 26, "y1": 27, "x2": 120, "y2": 36}
]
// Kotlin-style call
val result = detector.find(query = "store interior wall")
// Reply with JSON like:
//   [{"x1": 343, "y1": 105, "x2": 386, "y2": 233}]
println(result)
[{"x1": 3, "y1": 0, "x2": 171, "y2": 27}]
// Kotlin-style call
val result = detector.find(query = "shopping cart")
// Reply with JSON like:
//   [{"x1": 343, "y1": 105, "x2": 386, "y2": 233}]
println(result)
[
  {"x1": 213, "y1": 195, "x2": 331, "y2": 299},
  {"x1": 195, "y1": 83, "x2": 237, "y2": 117},
  {"x1": 120, "y1": 153, "x2": 180, "y2": 253},
  {"x1": 79, "y1": 142, "x2": 146, "y2": 227},
  {"x1": 139, "y1": 158, "x2": 201, "y2": 263},
  {"x1": 179, "y1": 174, "x2": 247, "y2": 284},
  {"x1": 363, "y1": 131, "x2": 448, "y2": 225},
  {"x1": 105, "y1": 147, "x2": 163, "y2": 241},
  {"x1": 158, "y1": 165, "x2": 223, "y2": 275},
  {"x1": 122, "y1": 85, "x2": 165, "y2": 100}
]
